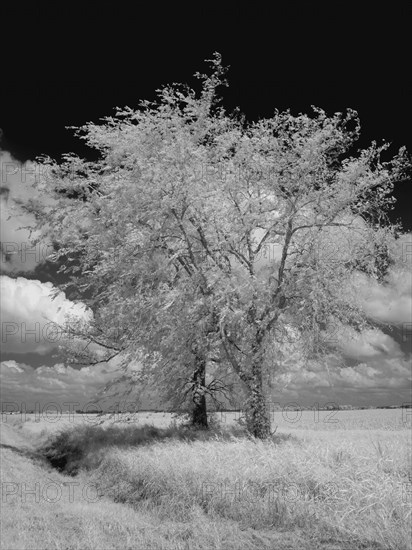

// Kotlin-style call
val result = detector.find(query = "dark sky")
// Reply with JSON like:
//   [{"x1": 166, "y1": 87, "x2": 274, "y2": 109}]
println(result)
[{"x1": 1, "y1": 5, "x2": 411, "y2": 227}]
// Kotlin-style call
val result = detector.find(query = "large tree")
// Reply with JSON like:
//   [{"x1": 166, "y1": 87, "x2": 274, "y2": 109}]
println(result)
[
  {"x1": 30, "y1": 55, "x2": 235, "y2": 427},
  {"x1": 30, "y1": 54, "x2": 409, "y2": 437}
]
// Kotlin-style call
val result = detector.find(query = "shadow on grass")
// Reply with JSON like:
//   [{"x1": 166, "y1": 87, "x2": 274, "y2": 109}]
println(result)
[{"x1": 39, "y1": 422, "x2": 299, "y2": 475}]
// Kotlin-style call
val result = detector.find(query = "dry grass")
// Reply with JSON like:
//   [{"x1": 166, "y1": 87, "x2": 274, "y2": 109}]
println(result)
[
  {"x1": 39, "y1": 421, "x2": 254, "y2": 474},
  {"x1": 1, "y1": 410, "x2": 411, "y2": 549},
  {"x1": 85, "y1": 430, "x2": 411, "y2": 549},
  {"x1": 1, "y1": 422, "x2": 301, "y2": 550}
]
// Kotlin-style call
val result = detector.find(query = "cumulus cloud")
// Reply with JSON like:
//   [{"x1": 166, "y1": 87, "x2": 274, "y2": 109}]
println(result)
[
  {"x1": 339, "y1": 328, "x2": 404, "y2": 359},
  {"x1": 0, "y1": 356, "x2": 149, "y2": 412},
  {"x1": 0, "y1": 359, "x2": 116, "y2": 409},
  {"x1": 0, "y1": 150, "x2": 53, "y2": 273},
  {"x1": 361, "y1": 269, "x2": 412, "y2": 324},
  {"x1": 272, "y1": 352, "x2": 411, "y2": 407},
  {"x1": 1, "y1": 276, "x2": 91, "y2": 354}
]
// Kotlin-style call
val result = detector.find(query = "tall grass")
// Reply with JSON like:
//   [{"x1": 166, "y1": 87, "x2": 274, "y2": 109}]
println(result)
[
  {"x1": 40, "y1": 422, "x2": 294, "y2": 475},
  {"x1": 39, "y1": 419, "x2": 411, "y2": 549},
  {"x1": 84, "y1": 431, "x2": 410, "y2": 549}
]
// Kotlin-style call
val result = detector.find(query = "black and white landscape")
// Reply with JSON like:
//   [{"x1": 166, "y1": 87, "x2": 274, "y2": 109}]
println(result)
[{"x1": 1, "y1": 5, "x2": 411, "y2": 549}]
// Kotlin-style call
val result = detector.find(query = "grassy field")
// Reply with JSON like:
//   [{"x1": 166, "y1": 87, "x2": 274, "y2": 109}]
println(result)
[
  {"x1": 4, "y1": 407, "x2": 410, "y2": 435},
  {"x1": 1, "y1": 410, "x2": 411, "y2": 549}
]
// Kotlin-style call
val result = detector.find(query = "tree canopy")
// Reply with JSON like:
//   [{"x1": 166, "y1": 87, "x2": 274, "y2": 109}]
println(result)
[{"x1": 30, "y1": 53, "x2": 410, "y2": 438}]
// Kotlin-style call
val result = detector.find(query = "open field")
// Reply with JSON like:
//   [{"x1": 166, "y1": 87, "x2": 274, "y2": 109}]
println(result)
[
  {"x1": 1, "y1": 409, "x2": 411, "y2": 549},
  {"x1": 3, "y1": 406, "x2": 410, "y2": 435}
]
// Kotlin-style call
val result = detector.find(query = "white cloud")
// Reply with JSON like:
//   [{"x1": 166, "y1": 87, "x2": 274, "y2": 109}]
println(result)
[
  {"x1": 340, "y1": 328, "x2": 404, "y2": 359},
  {"x1": 1, "y1": 276, "x2": 92, "y2": 354},
  {"x1": 362, "y1": 269, "x2": 412, "y2": 324},
  {"x1": 0, "y1": 359, "x2": 117, "y2": 408},
  {"x1": 1, "y1": 150, "x2": 53, "y2": 273},
  {"x1": 0, "y1": 360, "x2": 25, "y2": 373},
  {"x1": 272, "y1": 353, "x2": 411, "y2": 404}
]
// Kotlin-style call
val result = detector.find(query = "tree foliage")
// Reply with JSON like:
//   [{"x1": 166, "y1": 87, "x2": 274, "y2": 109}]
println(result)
[{"x1": 30, "y1": 53, "x2": 410, "y2": 438}]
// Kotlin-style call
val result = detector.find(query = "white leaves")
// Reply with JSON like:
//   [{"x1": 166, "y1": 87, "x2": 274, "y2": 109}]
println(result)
[{"x1": 30, "y1": 58, "x2": 410, "y2": 410}]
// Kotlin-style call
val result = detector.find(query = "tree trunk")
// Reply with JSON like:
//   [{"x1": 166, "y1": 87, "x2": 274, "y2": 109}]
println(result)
[
  {"x1": 244, "y1": 357, "x2": 271, "y2": 439},
  {"x1": 191, "y1": 354, "x2": 208, "y2": 429},
  {"x1": 192, "y1": 392, "x2": 208, "y2": 429}
]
